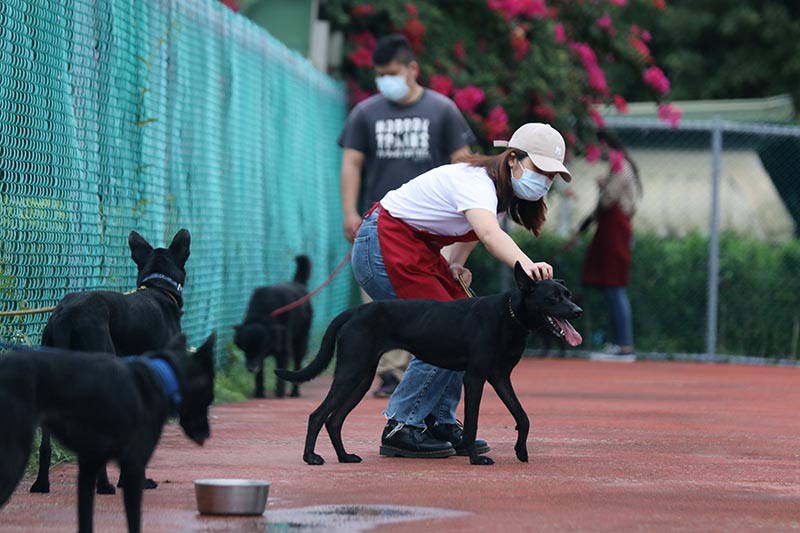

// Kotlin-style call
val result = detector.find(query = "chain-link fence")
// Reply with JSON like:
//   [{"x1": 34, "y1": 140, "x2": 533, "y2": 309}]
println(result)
[
  {"x1": 538, "y1": 117, "x2": 800, "y2": 362},
  {"x1": 0, "y1": 0, "x2": 351, "y2": 358}
]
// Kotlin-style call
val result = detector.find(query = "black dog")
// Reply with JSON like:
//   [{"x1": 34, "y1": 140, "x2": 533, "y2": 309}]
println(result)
[
  {"x1": 0, "y1": 333, "x2": 216, "y2": 533},
  {"x1": 276, "y1": 263, "x2": 582, "y2": 466},
  {"x1": 32, "y1": 228, "x2": 191, "y2": 495},
  {"x1": 234, "y1": 255, "x2": 312, "y2": 398}
]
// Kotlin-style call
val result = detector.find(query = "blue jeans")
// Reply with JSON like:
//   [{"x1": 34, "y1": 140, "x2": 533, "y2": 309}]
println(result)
[
  {"x1": 351, "y1": 207, "x2": 464, "y2": 429},
  {"x1": 603, "y1": 286, "x2": 633, "y2": 348}
]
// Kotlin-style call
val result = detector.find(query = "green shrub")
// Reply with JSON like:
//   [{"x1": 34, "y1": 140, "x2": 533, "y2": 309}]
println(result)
[{"x1": 466, "y1": 228, "x2": 800, "y2": 359}]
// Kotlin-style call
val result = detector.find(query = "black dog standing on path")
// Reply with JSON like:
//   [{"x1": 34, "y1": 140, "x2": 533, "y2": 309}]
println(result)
[
  {"x1": 276, "y1": 262, "x2": 583, "y2": 466},
  {"x1": 32, "y1": 228, "x2": 191, "y2": 495},
  {"x1": 0, "y1": 333, "x2": 216, "y2": 533},
  {"x1": 234, "y1": 255, "x2": 313, "y2": 398}
]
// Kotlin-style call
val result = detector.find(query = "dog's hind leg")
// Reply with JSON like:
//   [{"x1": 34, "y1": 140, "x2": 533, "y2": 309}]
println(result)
[
  {"x1": 462, "y1": 373, "x2": 494, "y2": 465},
  {"x1": 325, "y1": 372, "x2": 375, "y2": 463},
  {"x1": 488, "y1": 374, "x2": 530, "y2": 463},
  {"x1": 29, "y1": 429, "x2": 52, "y2": 493},
  {"x1": 254, "y1": 366, "x2": 265, "y2": 399},
  {"x1": 301, "y1": 375, "x2": 365, "y2": 465}
]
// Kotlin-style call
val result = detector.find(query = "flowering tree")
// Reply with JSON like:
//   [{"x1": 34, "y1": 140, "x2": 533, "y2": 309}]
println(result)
[{"x1": 321, "y1": 0, "x2": 680, "y2": 161}]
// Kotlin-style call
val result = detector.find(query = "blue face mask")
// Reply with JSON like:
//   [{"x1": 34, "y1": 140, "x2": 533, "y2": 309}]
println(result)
[
  {"x1": 375, "y1": 74, "x2": 409, "y2": 102},
  {"x1": 511, "y1": 160, "x2": 553, "y2": 201}
]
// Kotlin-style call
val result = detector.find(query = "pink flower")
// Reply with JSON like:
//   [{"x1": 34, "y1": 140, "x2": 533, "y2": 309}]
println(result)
[
  {"x1": 405, "y1": 2, "x2": 418, "y2": 17},
  {"x1": 350, "y1": 4, "x2": 375, "y2": 17},
  {"x1": 585, "y1": 143, "x2": 602, "y2": 163},
  {"x1": 453, "y1": 41, "x2": 466, "y2": 61},
  {"x1": 613, "y1": 95, "x2": 629, "y2": 113},
  {"x1": 429, "y1": 74, "x2": 454, "y2": 96},
  {"x1": 657, "y1": 103, "x2": 683, "y2": 127},
  {"x1": 629, "y1": 36, "x2": 651, "y2": 62},
  {"x1": 532, "y1": 103, "x2": 556, "y2": 122},
  {"x1": 643, "y1": 66, "x2": 670, "y2": 95},
  {"x1": 511, "y1": 25, "x2": 530, "y2": 60},
  {"x1": 587, "y1": 65, "x2": 609, "y2": 94},
  {"x1": 654, "y1": 0, "x2": 666, "y2": 10},
  {"x1": 484, "y1": 105, "x2": 509, "y2": 141},
  {"x1": 453, "y1": 85, "x2": 486, "y2": 114},
  {"x1": 641, "y1": 30, "x2": 651, "y2": 42},
  {"x1": 348, "y1": 47, "x2": 373, "y2": 68},
  {"x1": 553, "y1": 23, "x2": 566, "y2": 44},
  {"x1": 596, "y1": 14, "x2": 614, "y2": 36},
  {"x1": 609, "y1": 149, "x2": 625, "y2": 172},
  {"x1": 608, "y1": 0, "x2": 628, "y2": 5},
  {"x1": 589, "y1": 107, "x2": 605, "y2": 128},
  {"x1": 487, "y1": 0, "x2": 546, "y2": 21},
  {"x1": 350, "y1": 32, "x2": 376, "y2": 49},
  {"x1": 403, "y1": 18, "x2": 426, "y2": 53}
]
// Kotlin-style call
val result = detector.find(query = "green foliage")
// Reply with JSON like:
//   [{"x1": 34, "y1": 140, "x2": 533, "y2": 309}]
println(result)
[
  {"x1": 624, "y1": 0, "x2": 800, "y2": 109},
  {"x1": 214, "y1": 343, "x2": 257, "y2": 404},
  {"x1": 321, "y1": 0, "x2": 672, "y2": 151},
  {"x1": 466, "y1": 228, "x2": 800, "y2": 359}
]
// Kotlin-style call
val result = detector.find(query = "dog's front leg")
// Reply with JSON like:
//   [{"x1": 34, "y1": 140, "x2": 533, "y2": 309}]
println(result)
[
  {"x1": 463, "y1": 374, "x2": 493, "y2": 465},
  {"x1": 119, "y1": 461, "x2": 145, "y2": 533},
  {"x1": 77, "y1": 456, "x2": 102, "y2": 533},
  {"x1": 489, "y1": 374, "x2": 529, "y2": 462}
]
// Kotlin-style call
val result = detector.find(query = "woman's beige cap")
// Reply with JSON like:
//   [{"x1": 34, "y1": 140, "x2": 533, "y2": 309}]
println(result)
[{"x1": 493, "y1": 123, "x2": 572, "y2": 182}]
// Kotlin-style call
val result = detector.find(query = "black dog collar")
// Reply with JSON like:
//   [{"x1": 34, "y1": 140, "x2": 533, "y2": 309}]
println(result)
[
  {"x1": 507, "y1": 295, "x2": 528, "y2": 329},
  {"x1": 141, "y1": 273, "x2": 183, "y2": 292}
]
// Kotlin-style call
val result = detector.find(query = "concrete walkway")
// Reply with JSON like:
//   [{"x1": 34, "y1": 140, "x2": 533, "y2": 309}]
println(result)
[{"x1": 2, "y1": 358, "x2": 799, "y2": 531}]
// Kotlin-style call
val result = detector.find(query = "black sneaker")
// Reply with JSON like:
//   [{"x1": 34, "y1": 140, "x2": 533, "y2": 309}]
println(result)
[
  {"x1": 425, "y1": 415, "x2": 491, "y2": 456},
  {"x1": 379, "y1": 419, "x2": 455, "y2": 458}
]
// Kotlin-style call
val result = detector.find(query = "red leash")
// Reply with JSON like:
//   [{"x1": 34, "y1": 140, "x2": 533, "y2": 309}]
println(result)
[{"x1": 270, "y1": 249, "x2": 353, "y2": 317}]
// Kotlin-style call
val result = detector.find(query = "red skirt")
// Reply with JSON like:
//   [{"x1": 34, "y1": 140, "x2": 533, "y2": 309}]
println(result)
[
  {"x1": 371, "y1": 204, "x2": 477, "y2": 301},
  {"x1": 581, "y1": 205, "x2": 632, "y2": 287}
]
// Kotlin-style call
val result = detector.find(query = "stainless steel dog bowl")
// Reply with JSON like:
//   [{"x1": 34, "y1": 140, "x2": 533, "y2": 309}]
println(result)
[{"x1": 194, "y1": 479, "x2": 270, "y2": 515}]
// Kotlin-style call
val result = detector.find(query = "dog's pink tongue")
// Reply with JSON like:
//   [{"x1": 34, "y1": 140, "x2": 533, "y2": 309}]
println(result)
[{"x1": 555, "y1": 317, "x2": 583, "y2": 346}]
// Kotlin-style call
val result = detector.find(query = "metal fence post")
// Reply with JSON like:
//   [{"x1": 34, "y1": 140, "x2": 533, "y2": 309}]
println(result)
[{"x1": 706, "y1": 119, "x2": 722, "y2": 357}]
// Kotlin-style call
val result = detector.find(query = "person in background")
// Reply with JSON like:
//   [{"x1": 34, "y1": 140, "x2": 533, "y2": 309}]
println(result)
[
  {"x1": 351, "y1": 122, "x2": 573, "y2": 458},
  {"x1": 338, "y1": 34, "x2": 476, "y2": 397},
  {"x1": 564, "y1": 130, "x2": 642, "y2": 362}
]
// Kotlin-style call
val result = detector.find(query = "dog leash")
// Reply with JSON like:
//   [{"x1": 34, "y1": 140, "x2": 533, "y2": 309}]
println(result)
[
  {"x1": 458, "y1": 273, "x2": 476, "y2": 298},
  {"x1": 270, "y1": 249, "x2": 353, "y2": 317},
  {"x1": 0, "y1": 288, "x2": 144, "y2": 318}
]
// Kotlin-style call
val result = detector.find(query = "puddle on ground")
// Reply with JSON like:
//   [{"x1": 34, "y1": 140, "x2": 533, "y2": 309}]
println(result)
[{"x1": 264, "y1": 504, "x2": 470, "y2": 531}]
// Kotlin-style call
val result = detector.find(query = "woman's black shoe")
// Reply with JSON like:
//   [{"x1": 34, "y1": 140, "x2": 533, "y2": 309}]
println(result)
[
  {"x1": 379, "y1": 419, "x2": 455, "y2": 458},
  {"x1": 425, "y1": 416, "x2": 491, "y2": 456}
]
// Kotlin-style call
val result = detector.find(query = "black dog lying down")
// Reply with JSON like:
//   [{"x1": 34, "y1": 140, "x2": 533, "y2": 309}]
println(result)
[
  {"x1": 0, "y1": 333, "x2": 215, "y2": 533},
  {"x1": 234, "y1": 255, "x2": 312, "y2": 398},
  {"x1": 276, "y1": 263, "x2": 582, "y2": 466},
  {"x1": 34, "y1": 228, "x2": 191, "y2": 495}
]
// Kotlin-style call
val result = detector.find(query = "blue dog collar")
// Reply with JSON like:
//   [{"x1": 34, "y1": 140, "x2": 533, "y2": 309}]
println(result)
[
  {"x1": 125, "y1": 356, "x2": 183, "y2": 416},
  {"x1": 141, "y1": 273, "x2": 183, "y2": 292}
]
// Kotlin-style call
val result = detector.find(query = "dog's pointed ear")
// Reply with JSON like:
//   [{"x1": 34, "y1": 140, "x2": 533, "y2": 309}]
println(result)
[
  {"x1": 513, "y1": 262, "x2": 536, "y2": 291},
  {"x1": 129, "y1": 231, "x2": 153, "y2": 266},
  {"x1": 195, "y1": 333, "x2": 216, "y2": 374},
  {"x1": 169, "y1": 229, "x2": 191, "y2": 267}
]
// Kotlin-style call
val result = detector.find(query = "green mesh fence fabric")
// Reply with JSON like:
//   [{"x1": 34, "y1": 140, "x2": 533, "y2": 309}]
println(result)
[{"x1": 0, "y1": 0, "x2": 351, "y2": 356}]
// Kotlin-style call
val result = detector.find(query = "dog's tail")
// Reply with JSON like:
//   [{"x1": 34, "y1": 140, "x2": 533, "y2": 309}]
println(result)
[
  {"x1": 275, "y1": 306, "x2": 355, "y2": 383},
  {"x1": 293, "y1": 255, "x2": 311, "y2": 285}
]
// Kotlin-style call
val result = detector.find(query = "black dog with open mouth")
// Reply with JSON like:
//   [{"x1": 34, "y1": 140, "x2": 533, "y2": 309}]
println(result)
[{"x1": 277, "y1": 262, "x2": 582, "y2": 466}]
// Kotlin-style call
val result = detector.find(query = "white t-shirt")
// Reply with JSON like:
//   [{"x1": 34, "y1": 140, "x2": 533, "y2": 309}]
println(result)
[{"x1": 380, "y1": 163, "x2": 500, "y2": 236}]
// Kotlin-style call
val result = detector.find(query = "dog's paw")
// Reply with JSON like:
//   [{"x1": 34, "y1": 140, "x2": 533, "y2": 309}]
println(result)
[
  {"x1": 338, "y1": 453, "x2": 362, "y2": 463},
  {"x1": 29, "y1": 480, "x2": 50, "y2": 493},
  {"x1": 303, "y1": 453, "x2": 325, "y2": 466},
  {"x1": 144, "y1": 478, "x2": 158, "y2": 489},
  {"x1": 515, "y1": 446, "x2": 529, "y2": 463},
  {"x1": 254, "y1": 391, "x2": 265, "y2": 399},
  {"x1": 290, "y1": 388, "x2": 300, "y2": 398},
  {"x1": 470, "y1": 456, "x2": 495, "y2": 465}
]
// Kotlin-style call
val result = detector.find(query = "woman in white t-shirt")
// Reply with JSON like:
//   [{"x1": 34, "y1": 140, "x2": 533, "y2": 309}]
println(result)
[{"x1": 350, "y1": 123, "x2": 573, "y2": 459}]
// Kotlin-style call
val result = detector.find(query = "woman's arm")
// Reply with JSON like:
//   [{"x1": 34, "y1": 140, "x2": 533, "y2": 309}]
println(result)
[{"x1": 464, "y1": 208, "x2": 553, "y2": 280}]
